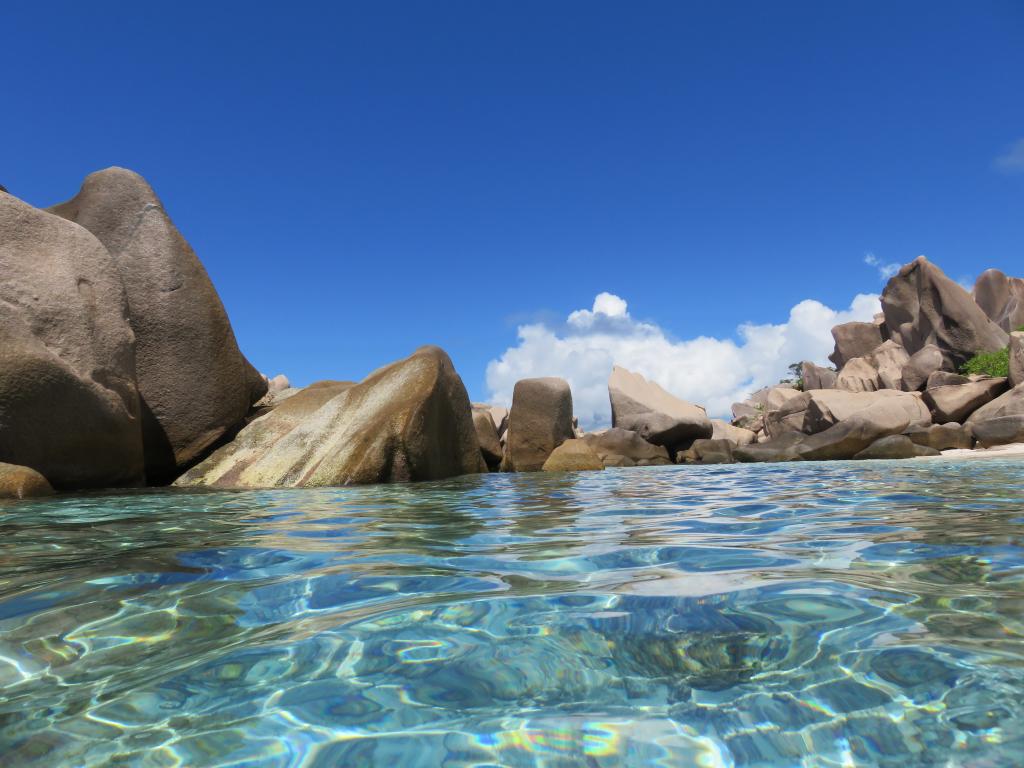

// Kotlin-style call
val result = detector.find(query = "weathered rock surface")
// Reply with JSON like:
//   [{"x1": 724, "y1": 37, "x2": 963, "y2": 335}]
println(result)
[
  {"x1": 0, "y1": 462, "x2": 55, "y2": 499},
  {"x1": 748, "y1": 384, "x2": 804, "y2": 411},
  {"x1": 965, "y1": 384, "x2": 1024, "y2": 448},
  {"x1": 829, "y1": 321, "x2": 884, "y2": 369},
  {"x1": 472, "y1": 406, "x2": 503, "y2": 471},
  {"x1": 901, "y1": 344, "x2": 946, "y2": 392},
  {"x1": 711, "y1": 419, "x2": 757, "y2": 446},
  {"x1": 800, "y1": 361, "x2": 836, "y2": 390},
  {"x1": 804, "y1": 389, "x2": 931, "y2": 434},
  {"x1": 50, "y1": 168, "x2": 267, "y2": 483},
  {"x1": 541, "y1": 439, "x2": 604, "y2": 472},
  {"x1": 973, "y1": 268, "x2": 1024, "y2": 333},
  {"x1": 677, "y1": 439, "x2": 734, "y2": 464},
  {"x1": 881, "y1": 256, "x2": 1008, "y2": 366},
  {"x1": 502, "y1": 378, "x2": 574, "y2": 472},
  {"x1": 836, "y1": 357, "x2": 882, "y2": 393},
  {"x1": 797, "y1": 399, "x2": 914, "y2": 461},
  {"x1": 763, "y1": 392, "x2": 813, "y2": 439},
  {"x1": 923, "y1": 378, "x2": 1008, "y2": 424},
  {"x1": 905, "y1": 422, "x2": 973, "y2": 451},
  {"x1": 1010, "y1": 332, "x2": 1024, "y2": 389},
  {"x1": 853, "y1": 435, "x2": 939, "y2": 460},
  {"x1": 926, "y1": 371, "x2": 970, "y2": 389},
  {"x1": 581, "y1": 428, "x2": 672, "y2": 467},
  {"x1": 267, "y1": 374, "x2": 291, "y2": 393},
  {"x1": 733, "y1": 432, "x2": 803, "y2": 463},
  {"x1": 177, "y1": 347, "x2": 484, "y2": 487},
  {"x1": 475, "y1": 403, "x2": 509, "y2": 440},
  {"x1": 608, "y1": 367, "x2": 711, "y2": 450},
  {"x1": 0, "y1": 189, "x2": 145, "y2": 489}
]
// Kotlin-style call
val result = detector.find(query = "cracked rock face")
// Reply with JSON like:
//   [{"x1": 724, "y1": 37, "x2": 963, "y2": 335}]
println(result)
[
  {"x1": 0, "y1": 189, "x2": 145, "y2": 489},
  {"x1": 50, "y1": 168, "x2": 266, "y2": 483}
]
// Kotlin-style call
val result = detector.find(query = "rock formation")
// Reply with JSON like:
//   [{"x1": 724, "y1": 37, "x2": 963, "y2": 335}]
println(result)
[
  {"x1": 881, "y1": 256, "x2": 1008, "y2": 366},
  {"x1": 50, "y1": 168, "x2": 266, "y2": 483},
  {"x1": 973, "y1": 268, "x2": 1024, "y2": 333},
  {"x1": 581, "y1": 428, "x2": 673, "y2": 467},
  {"x1": 0, "y1": 462, "x2": 55, "y2": 499},
  {"x1": 608, "y1": 366, "x2": 711, "y2": 451},
  {"x1": 177, "y1": 346, "x2": 484, "y2": 487},
  {"x1": 541, "y1": 439, "x2": 604, "y2": 472},
  {"x1": 829, "y1": 321, "x2": 884, "y2": 368},
  {"x1": 0, "y1": 189, "x2": 145, "y2": 489},
  {"x1": 501, "y1": 377, "x2": 574, "y2": 472}
]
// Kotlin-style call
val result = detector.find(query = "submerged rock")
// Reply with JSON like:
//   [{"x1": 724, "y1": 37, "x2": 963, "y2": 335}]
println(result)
[
  {"x1": 0, "y1": 189, "x2": 145, "y2": 489},
  {"x1": 177, "y1": 346, "x2": 484, "y2": 487},
  {"x1": 0, "y1": 462, "x2": 55, "y2": 499},
  {"x1": 608, "y1": 367, "x2": 711, "y2": 452},
  {"x1": 541, "y1": 439, "x2": 604, "y2": 472},
  {"x1": 501, "y1": 378, "x2": 574, "y2": 472},
  {"x1": 50, "y1": 168, "x2": 266, "y2": 483}
]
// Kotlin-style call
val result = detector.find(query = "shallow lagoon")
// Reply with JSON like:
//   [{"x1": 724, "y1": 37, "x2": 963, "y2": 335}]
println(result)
[{"x1": 1, "y1": 460, "x2": 1022, "y2": 767}]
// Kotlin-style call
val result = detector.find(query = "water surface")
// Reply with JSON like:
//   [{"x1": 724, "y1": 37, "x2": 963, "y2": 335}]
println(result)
[{"x1": 1, "y1": 460, "x2": 1023, "y2": 766}]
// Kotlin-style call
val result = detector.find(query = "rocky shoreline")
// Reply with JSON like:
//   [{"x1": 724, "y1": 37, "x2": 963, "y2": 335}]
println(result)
[{"x1": 2, "y1": 169, "x2": 1023, "y2": 498}]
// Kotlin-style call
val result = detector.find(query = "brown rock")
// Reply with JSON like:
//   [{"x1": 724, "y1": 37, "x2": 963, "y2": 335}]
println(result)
[
  {"x1": 804, "y1": 389, "x2": 931, "y2": 434},
  {"x1": 965, "y1": 383, "x2": 1024, "y2": 447},
  {"x1": 763, "y1": 392, "x2": 813, "y2": 438},
  {"x1": 677, "y1": 438, "x2": 735, "y2": 464},
  {"x1": 926, "y1": 371, "x2": 970, "y2": 389},
  {"x1": 923, "y1": 378, "x2": 1008, "y2": 423},
  {"x1": 1010, "y1": 332, "x2": 1024, "y2": 389},
  {"x1": 0, "y1": 462, "x2": 55, "y2": 499},
  {"x1": 581, "y1": 428, "x2": 672, "y2": 467},
  {"x1": 829, "y1": 321, "x2": 884, "y2": 369},
  {"x1": 797, "y1": 399, "x2": 914, "y2": 460},
  {"x1": 50, "y1": 168, "x2": 267, "y2": 483},
  {"x1": 901, "y1": 344, "x2": 946, "y2": 392},
  {"x1": 905, "y1": 422, "x2": 973, "y2": 451},
  {"x1": 541, "y1": 439, "x2": 604, "y2": 472},
  {"x1": 0, "y1": 191, "x2": 145, "y2": 489},
  {"x1": 836, "y1": 357, "x2": 881, "y2": 393},
  {"x1": 973, "y1": 268, "x2": 1024, "y2": 332},
  {"x1": 881, "y1": 256, "x2": 1008, "y2": 366},
  {"x1": 711, "y1": 419, "x2": 757, "y2": 446},
  {"x1": 608, "y1": 366, "x2": 711, "y2": 451},
  {"x1": 800, "y1": 361, "x2": 836, "y2": 390},
  {"x1": 502, "y1": 377, "x2": 574, "y2": 472},
  {"x1": 853, "y1": 435, "x2": 939, "y2": 460},
  {"x1": 472, "y1": 406, "x2": 503, "y2": 471},
  {"x1": 734, "y1": 432, "x2": 804, "y2": 463},
  {"x1": 176, "y1": 346, "x2": 484, "y2": 487}
]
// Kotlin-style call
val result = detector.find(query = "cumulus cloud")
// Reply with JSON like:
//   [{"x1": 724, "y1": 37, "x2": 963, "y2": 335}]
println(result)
[
  {"x1": 864, "y1": 252, "x2": 900, "y2": 280},
  {"x1": 994, "y1": 137, "x2": 1024, "y2": 174},
  {"x1": 486, "y1": 292, "x2": 880, "y2": 427}
]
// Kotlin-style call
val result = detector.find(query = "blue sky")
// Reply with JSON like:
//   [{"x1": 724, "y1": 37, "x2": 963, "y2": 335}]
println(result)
[{"x1": 4, "y1": 2, "x2": 1022, "y2": 419}]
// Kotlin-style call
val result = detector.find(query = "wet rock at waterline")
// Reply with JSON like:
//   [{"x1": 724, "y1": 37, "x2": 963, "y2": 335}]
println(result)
[
  {"x1": 677, "y1": 438, "x2": 735, "y2": 464},
  {"x1": 500, "y1": 378, "x2": 574, "y2": 472},
  {"x1": 50, "y1": 168, "x2": 267, "y2": 483},
  {"x1": 581, "y1": 428, "x2": 673, "y2": 467},
  {"x1": 0, "y1": 190, "x2": 145, "y2": 489},
  {"x1": 541, "y1": 439, "x2": 604, "y2": 472},
  {"x1": 177, "y1": 346, "x2": 484, "y2": 487},
  {"x1": 0, "y1": 462, "x2": 55, "y2": 499},
  {"x1": 905, "y1": 422, "x2": 973, "y2": 451},
  {"x1": 853, "y1": 434, "x2": 940, "y2": 460}
]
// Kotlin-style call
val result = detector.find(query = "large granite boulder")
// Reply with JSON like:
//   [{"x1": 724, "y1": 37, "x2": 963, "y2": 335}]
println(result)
[
  {"x1": 763, "y1": 392, "x2": 813, "y2": 439},
  {"x1": 608, "y1": 366, "x2": 712, "y2": 451},
  {"x1": 1010, "y1": 332, "x2": 1024, "y2": 389},
  {"x1": 853, "y1": 435, "x2": 939, "y2": 460},
  {"x1": 0, "y1": 190, "x2": 145, "y2": 489},
  {"x1": 50, "y1": 168, "x2": 267, "y2": 483},
  {"x1": 829, "y1": 321, "x2": 884, "y2": 369},
  {"x1": 581, "y1": 428, "x2": 672, "y2": 467},
  {"x1": 905, "y1": 422, "x2": 973, "y2": 451},
  {"x1": 677, "y1": 439, "x2": 735, "y2": 465},
  {"x1": 901, "y1": 344, "x2": 946, "y2": 392},
  {"x1": 748, "y1": 384, "x2": 804, "y2": 411},
  {"x1": 881, "y1": 256, "x2": 1008, "y2": 366},
  {"x1": 0, "y1": 462, "x2": 55, "y2": 499},
  {"x1": 502, "y1": 377, "x2": 574, "y2": 472},
  {"x1": 835, "y1": 357, "x2": 882, "y2": 393},
  {"x1": 541, "y1": 439, "x2": 604, "y2": 472},
  {"x1": 176, "y1": 346, "x2": 484, "y2": 487},
  {"x1": 973, "y1": 268, "x2": 1024, "y2": 333},
  {"x1": 965, "y1": 384, "x2": 1024, "y2": 448},
  {"x1": 733, "y1": 432, "x2": 804, "y2": 463},
  {"x1": 805, "y1": 389, "x2": 931, "y2": 434},
  {"x1": 797, "y1": 399, "x2": 914, "y2": 461},
  {"x1": 800, "y1": 361, "x2": 836, "y2": 390},
  {"x1": 922, "y1": 378, "x2": 1008, "y2": 423},
  {"x1": 836, "y1": 341, "x2": 910, "y2": 392},
  {"x1": 472, "y1": 406, "x2": 503, "y2": 471},
  {"x1": 711, "y1": 419, "x2": 757, "y2": 446}
]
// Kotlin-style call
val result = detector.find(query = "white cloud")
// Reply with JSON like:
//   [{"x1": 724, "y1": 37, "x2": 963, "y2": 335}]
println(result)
[
  {"x1": 486, "y1": 292, "x2": 881, "y2": 427},
  {"x1": 864, "y1": 252, "x2": 900, "y2": 280},
  {"x1": 994, "y1": 137, "x2": 1024, "y2": 174}
]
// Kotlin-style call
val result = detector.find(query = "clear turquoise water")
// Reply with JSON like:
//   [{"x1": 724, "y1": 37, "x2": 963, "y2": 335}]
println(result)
[{"x1": 1, "y1": 460, "x2": 1023, "y2": 767}]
